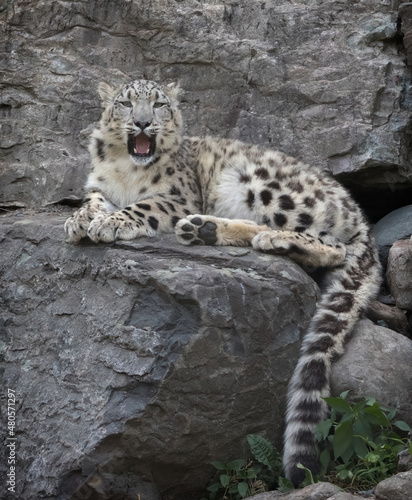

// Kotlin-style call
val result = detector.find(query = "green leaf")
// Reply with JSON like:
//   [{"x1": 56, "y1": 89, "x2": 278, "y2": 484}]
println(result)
[
  {"x1": 365, "y1": 396, "x2": 376, "y2": 406},
  {"x1": 297, "y1": 463, "x2": 316, "y2": 486},
  {"x1": 247, "y1": 434, "x2": 281, "y2": 471},
  {"x1": 220, "y1": 474, "x2": 230, "y2": 487},
  {"x1": 339, "y1": 390, "x2": 350, "y2": 400},
  {"x1": 364, "y1": 406, "x2": 390, "y2": 427},
  {"x1": 251, "y1": 463, "x2": 262, "y2": 475},
  {"x1": 387, "y1": 409, "x2": 397, "y2": 421},
  {"x1": 365, "y1": 452, "x2": 380, "y2": 464},
  {"x1": 278, "y1": 476, "x2": 295, "y2": 492},
  {"x1": 393, "y1": 420, "x2": 411, "y2": 432},
  {"x1": 323, "y1": 396, "x2": 353, "y2": 414},
  {"x1": 340, "y1": 411, "x2": 355, "y2": 424},
  {"x1": 341, "y1": 443, "x2": 355, "y2": 464},
  {"x1": 211, "y1": 461, "x2": 227, "y2": 471},
  {"x1": 207, "y1": 483, "x2": 222, "y2": 493},
  {"x1": 333, "y1": 420, "x2": 354, "y2": 460},
  {"x1": 352, "y1": 401, "x2": 367, "y2": 414},
  {"x1": 337, "y1": 469, "x2": 351, "y2": 480},
  {"x1": 245, "y1": 467, "x2": 258, "y2": 479},
  {"x1": 238, "y1": 482, "x2": 249, "y2": 498},
  {"x1": 366, "y1": 439, "x2": 378, "y2": 451},
  {"x1": 354, "y1": 417, "x2": 373, "y2": 442},
  {"x1": 319, "y1": 448, "x2": 330, "y2": 472},
  {"x1": 227, "y1": 459, "x2": 246, "y2": 471},
  {"x1": 353, "y1": 435, "x2": 369, "y2": 458},
  {"x1": 316, "y1": 419, "x2": 333, "y2": 441},
  {"x1": 392, "y1": 443, "x2": 406, "y2": 454}
]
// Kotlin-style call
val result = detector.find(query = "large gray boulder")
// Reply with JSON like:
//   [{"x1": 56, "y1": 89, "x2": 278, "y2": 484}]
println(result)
[
  {"x1": 1, "y1": 0, "x2": 411, "y2": 210},
  {"x1": 331, "y1": 319, "x2": 412, "y2": 423},
  {"x1": 2, "y1": 212, "x2": 412, "y2": 499},
  {"x1": 0, "y1": 211, "x2": 319, "y2": 499}
]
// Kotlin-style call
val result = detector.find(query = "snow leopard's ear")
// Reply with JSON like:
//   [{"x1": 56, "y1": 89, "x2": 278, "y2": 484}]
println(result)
[
  {"x1": 165, "y1": 81, "x2": 180, "y2": 102},
  {"x1": 98, "y1": 82, "x2": 117, "y2": 107}
]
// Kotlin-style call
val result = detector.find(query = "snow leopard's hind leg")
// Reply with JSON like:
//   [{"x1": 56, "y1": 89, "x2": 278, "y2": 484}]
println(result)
[
  {"x1": 283, "y1": 233, "x2": 381, "y2": 486},
  {"x1": 251, "y1": 230, "x2": 346, "y2": 268}
]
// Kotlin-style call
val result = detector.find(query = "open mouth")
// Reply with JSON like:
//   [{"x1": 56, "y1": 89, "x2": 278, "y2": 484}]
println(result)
[{"x1": 127, "y1": 133, "x2": 156, "y2": 159}]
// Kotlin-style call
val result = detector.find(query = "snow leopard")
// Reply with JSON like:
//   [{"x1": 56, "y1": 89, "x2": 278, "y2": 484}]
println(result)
[{"x1": 64, "y1": 79, "x2": 381, "y2": 486}]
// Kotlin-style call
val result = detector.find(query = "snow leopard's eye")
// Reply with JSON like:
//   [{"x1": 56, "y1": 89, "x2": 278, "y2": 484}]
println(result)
[
  {"x1": 120, "y1": 101, "x2": 132, "y2": 108},
  {"x1": 153, "y1": 101, "x2": 166, "y2": 108}
]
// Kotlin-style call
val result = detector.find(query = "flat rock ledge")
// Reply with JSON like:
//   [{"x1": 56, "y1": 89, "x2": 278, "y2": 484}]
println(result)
[{"x1": 1, "y1": 212, "x2": 411, "y2": 500}]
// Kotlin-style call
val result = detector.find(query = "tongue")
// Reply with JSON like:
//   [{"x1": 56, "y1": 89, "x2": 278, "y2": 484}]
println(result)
[{"x1": 135, "y1": 133, "x2": 151, "y2": 154}]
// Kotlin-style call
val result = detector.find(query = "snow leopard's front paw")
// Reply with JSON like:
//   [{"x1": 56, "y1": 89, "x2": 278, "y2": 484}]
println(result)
[
  {"x1": 64, "y1": 208, "x2": 96, "y2": 243},
  {"x1": 176, "y1": 214, "x2": 265, "y2": 246},
  {"x1": 87, "y1": 212, "x2": 145, "y2": 243},
  {"x1": 175, "y1": 215, "x2": 218, "y2": 246}
]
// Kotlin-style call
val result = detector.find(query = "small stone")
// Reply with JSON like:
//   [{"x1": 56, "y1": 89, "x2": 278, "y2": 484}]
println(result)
[
  {"x1": 398, "y1": 448, "x2": 412, "y2": 472},
  {"x1": 375, "y1": 470, "x2": 412, "y2": 500},
  {"x1": 372, "y1": 206, "x2": 412, "y2": 266},
  {"x1": 386, "y1": 239, "x2": 412, "y2": 310}
]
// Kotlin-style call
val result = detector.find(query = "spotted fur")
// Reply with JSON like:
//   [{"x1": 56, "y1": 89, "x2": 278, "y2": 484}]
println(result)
[{"x1": 64, "y1": 80, "x2": 381, "y2": 485}]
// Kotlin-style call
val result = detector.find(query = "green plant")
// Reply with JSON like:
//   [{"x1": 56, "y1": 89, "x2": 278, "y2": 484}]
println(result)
[
  {"x1": 201, "y1": 435, "x2": 284, "y2": 499},
  {"x1": 317, "y1": 391, "x2": 412, "y2": 489},
  {"x1": 202, "y1": 393, "x2": 411, "y2": 499},
  {"x1": 202, "y1": 458, "x2": 266, "y2": 499}
]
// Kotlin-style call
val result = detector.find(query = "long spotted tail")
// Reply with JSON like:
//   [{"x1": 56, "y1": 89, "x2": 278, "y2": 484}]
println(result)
[{"x1": 282, "y1": 233, "x2": 381, "y2": 486}]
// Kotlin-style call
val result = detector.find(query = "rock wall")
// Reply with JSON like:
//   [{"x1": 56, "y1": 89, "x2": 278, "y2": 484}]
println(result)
[
  {"x1": 1, "y1": 0, "x2": 412, "y2": 217},
  {"x1": 2, "y1": 1, "x2": 412, "y2": 498}
]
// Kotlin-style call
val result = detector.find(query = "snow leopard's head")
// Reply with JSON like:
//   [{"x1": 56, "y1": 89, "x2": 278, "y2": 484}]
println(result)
[{"x1": 97, "y1": 79, "x2": 182, "y2": 167}]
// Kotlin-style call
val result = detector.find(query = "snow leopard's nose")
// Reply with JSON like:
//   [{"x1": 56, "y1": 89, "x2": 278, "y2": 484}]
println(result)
[{"x1": 135, "y1": 121, "x2": 151, "y2": 130}]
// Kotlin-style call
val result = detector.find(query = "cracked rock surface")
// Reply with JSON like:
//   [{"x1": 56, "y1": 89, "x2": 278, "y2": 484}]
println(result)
[
  {"x1": 2, "y1": 1, "x2": 412, "y2": 497},
  {"x1": 1, "y1": 0, "x2": 412, "y2": 211}
]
